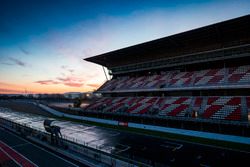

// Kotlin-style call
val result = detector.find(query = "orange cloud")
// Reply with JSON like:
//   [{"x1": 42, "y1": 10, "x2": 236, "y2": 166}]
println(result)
[
  {"x1": 0, "y1": 82, "x2": 24, "y2": 89},
  {"x1": 34, "y1": 74, "x2": 85, "y2": 88},
  {"x1": 64, "y1": 82, "x2": 83, "y2": 87},
  {"x1": 34, "y1": 80, "x2": 60, "y2": 85},
  {"x1": 0, "y1": 88, "x2": 24, "y2": 94},
  {"x1": 86, "y1": 83, "x2": 100, "y2": 89},
  {"x1": 0, "y1": 81, "x2": 38, "y2": 94}
]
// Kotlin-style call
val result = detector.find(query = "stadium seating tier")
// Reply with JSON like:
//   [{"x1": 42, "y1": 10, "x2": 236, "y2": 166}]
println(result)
[
  {"x1": 83, "y1": 96, "x2": 248, "y2": 121},
  {"x1": 99, "y1": 65, "x2": 250, "y2": 92}
]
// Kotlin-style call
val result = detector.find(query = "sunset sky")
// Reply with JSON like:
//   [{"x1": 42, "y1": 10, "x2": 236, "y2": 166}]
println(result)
[{"x1": 0, "y1": 0, "x2": 250, "y2": 94}]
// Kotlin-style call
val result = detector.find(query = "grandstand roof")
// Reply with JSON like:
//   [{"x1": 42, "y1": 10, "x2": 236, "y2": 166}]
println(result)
[{"x1": 85, "y1": 15, "x2": 250, "y2": 68}]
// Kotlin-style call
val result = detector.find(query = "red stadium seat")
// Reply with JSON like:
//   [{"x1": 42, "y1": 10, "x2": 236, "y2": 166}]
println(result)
[{"x1": 83, "y1": 96, "x2": 247, "y2": 121}]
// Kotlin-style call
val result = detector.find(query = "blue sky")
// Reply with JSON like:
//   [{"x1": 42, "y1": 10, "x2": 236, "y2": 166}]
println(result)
[{"x1": 0, "y1": 0, "x2": 250, "y2": 94}]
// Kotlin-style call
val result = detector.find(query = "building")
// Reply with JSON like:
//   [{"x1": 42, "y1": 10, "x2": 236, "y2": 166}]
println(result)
[{"x1": 84, "y1": 15, "x2": 250, "y2": 136}]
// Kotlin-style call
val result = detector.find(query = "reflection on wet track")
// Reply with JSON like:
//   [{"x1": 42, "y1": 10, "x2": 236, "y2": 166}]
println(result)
[
  {"x1": 1, "y1": 107, "x2": 249, "y2": 166},
  {"x1": 0, "y1": 108, "x2": 123, "y2": 154}
]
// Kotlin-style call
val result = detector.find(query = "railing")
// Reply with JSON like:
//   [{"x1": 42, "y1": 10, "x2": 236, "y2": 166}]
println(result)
[
  {"x1": 83, "y1": 108, "x2": 248, "y2": 126},
  {"x1": 97, "y1": 84, "x2": 250, "y2": 93},
  {"x1": 0, "y1": 108, "x2": 150, "y2": 167},
  {"x1": 99, "y1": 63, "x2": 250, "y2": 93},
  {"x1": 110, "y1": 44, "x2": 250, "y2": 74}
]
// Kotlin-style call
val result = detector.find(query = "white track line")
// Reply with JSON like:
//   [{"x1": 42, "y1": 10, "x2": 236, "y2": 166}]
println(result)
[
  {"x1": 3, "y1": 129, "x2": 79, "y2": 167},
  {"x1": 160, "y1": 141, "x2": 183, "y2": 151},
  {"x1": 0, "y1": 141, "x2": 38, "y2": 167},
  {"x1": 0, "y1": 146, "x2": 22, "y2": 167},
  {"x1": 108, "y1": 132, "x2": 120, "y2": 137},
  {"x1": 11, "y1": 143, "x2": 30, "y2": 148},
  {"x1": 164, "y1": 141, "x2": 183, "y2": 150},
  {"x1": 113, "y1": 144, "x2": 131, "y2": 154}
]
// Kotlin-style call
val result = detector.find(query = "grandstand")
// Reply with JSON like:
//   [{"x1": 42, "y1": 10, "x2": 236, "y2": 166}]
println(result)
[{"x1": 84, "y1": 15, "x2": 250, "y2": 136}]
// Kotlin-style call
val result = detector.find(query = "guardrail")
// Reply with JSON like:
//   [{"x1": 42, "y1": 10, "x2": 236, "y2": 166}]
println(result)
[{"x1": 111, "y1": 44, "x2": 250, "y2": 74}]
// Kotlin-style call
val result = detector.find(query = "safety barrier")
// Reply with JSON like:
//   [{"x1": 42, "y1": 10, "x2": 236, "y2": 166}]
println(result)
[{"x1": 0, "y1": 108, "x2": 149, "y2": 167}]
